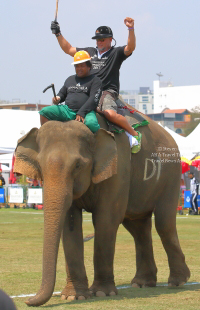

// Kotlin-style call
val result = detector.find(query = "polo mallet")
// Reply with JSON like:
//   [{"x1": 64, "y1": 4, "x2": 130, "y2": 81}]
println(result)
[
  {"x1": 52, "y1": 0, "x2": 59, "y2": 34},
  {"x1": 54, "y1": 0, "x2": 59, "y2": 22},
  {"x1": 43, "y1": 83, "x2": 57, "y2": 100}
]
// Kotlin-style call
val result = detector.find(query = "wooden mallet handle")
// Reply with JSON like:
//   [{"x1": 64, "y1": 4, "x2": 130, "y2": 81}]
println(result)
[{"x1": 54, "y1": 0, "x2": 59, "y2": 22}]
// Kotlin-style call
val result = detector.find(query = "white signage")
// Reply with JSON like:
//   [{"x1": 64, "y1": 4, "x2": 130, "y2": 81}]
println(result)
[
  {"x1": 9, "y1": 188, "x2": 24, "y2": 203},
  {"x1": 164, "y1": 113, "x2": 175, "y2": 118},
  {"x1": 28, "y1": 188, "x2": 43, "y2": 204}
]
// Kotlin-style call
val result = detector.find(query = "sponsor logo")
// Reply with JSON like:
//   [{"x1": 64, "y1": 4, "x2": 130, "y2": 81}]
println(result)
[
  {"x1": 186, "y1": 196, "x2": 190, "y2": 203},
  {"x1": 68, "y1": 85, "x2": 88, "y2": 91},
  {"x1": 92, "y1": 61, "x2": 106, "y2": 70}
]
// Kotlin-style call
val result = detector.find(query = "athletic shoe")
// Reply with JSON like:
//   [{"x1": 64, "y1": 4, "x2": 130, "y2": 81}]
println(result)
[{"x1": 131, "y1": 131, "x2": 142, "y2": 153}]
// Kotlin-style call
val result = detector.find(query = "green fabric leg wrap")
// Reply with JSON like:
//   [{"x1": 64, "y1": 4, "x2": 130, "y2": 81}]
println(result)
[
  {"x1": 39, "y1": 105, "x2": 100, "y2": 133},
  {"x1": 39, "y1": 105, "x2": 76, "y2": 121},
  {"x1": 84, "y1": 111, "x2": 100, "y2": 133}
]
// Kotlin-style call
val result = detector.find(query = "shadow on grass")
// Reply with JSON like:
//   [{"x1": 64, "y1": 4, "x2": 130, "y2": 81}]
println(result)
[{"x1": 42, "y1": 283, "x2": 200, "y2": 308}]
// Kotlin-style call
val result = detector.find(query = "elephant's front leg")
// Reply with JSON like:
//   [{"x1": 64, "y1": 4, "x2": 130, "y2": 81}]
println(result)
[
  {"x1": 90, "y1": 208, "x2": 121, "y2": 297},
  {"x1": 61, "y1": 204, "x2": 90, "y2": 300}
]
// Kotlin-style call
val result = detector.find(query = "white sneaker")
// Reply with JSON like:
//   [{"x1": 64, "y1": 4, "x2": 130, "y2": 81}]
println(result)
[{"x1": 125, "y1": 131, "x2": 139, "y2": 147}]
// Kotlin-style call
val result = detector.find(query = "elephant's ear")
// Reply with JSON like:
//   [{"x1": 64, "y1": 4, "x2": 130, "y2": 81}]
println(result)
[
  {"x1": 14, "y1": 128, "x2": 42, "y2": 180},
  {"x1": 92, "y1": 129, "x2": 117, "y2": 184}
]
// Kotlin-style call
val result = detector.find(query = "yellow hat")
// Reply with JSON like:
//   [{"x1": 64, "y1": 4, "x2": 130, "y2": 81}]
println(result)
[{"x1": 71, "y1": 51, "x2": 91, "y2": 65}]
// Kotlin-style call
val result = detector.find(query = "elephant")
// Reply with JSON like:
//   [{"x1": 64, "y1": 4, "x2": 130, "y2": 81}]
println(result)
[{"x1": 14, "y1": 113, "x2": 190, "y2": 306}]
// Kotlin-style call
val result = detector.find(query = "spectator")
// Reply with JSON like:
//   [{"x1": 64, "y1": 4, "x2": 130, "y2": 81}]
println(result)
[
  {"x1": 0, "y1": 169, "x2": 5, "y2": 187},
  {"x1": 189, "y1": 172, "x2": 199, "y2": 215},
  {"x1": 26, "y1": 177, "x2": 39, "y2": 187}
]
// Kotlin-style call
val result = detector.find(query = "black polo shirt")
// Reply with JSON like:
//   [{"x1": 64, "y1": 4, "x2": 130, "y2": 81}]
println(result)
[
  {"x1": 76, "y1": 46, "x2": 131, "y2": 94},
  {"x1": 57, "y1": 74, "x2": 102, "y2": 117}
]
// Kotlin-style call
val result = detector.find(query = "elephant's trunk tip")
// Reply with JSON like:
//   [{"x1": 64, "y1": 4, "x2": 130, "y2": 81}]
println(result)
[
  {"x1": 24, "y1": 291, "x2": 52, "y2": 307},
  {"x1": 25, "y1": 300, "x2": 32, "y2": 307}
]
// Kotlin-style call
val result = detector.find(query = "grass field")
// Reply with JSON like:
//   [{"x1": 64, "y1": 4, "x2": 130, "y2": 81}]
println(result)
[{"x1": 1, "y1": 208, "x2": 200, "y2": 310}]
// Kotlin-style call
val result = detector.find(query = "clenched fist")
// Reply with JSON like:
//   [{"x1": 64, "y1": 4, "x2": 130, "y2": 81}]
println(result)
[
  {"x1": 124, "y1": 17, "x2": 134, "y2": 29},
  {"x1": 51, "y1": 21, "x2": 61, "y2": 35},
  {"x1": 52, "y1": 96, "x2": 60, "y2": 105}
]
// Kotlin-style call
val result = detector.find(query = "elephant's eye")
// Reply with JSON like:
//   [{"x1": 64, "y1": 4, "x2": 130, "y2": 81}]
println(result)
[{"x1": 75, "y1": 161, "x2": 81, "y2": 169}]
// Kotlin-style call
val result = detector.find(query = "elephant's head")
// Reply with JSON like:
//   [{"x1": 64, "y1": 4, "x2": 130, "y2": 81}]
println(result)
[{"x1": 14, "y1": 120, "x2": 117, "y2": 306}]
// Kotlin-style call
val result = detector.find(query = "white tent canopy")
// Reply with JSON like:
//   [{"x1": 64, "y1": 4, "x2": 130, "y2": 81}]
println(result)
[
  {"x1": 0, "y1": 153, "x2": 14, "y2": 171},
  {"x1": 164, "y1": 124, "x2": 200, "y2": 159},
  {"x1": 186, "y1": 123, "x2": 200, "y2": 142},
  {"x1": 0, "y1": 109, "x2": 41, "y2": 154},
  {"x1": 185, "y1": 123, "x2": 200, "y2": 158},
  {"x1": 1, "y1": 164, "x2": 11, "y2": 172}
]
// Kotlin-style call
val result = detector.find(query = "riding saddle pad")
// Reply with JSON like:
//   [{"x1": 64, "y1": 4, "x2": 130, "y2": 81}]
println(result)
[{"x1": 100, "y1": 96, "x2": 149, "y2": 133}]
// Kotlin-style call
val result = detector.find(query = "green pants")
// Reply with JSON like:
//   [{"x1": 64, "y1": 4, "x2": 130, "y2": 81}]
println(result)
[{"x1": 39, "y1": 105, "x2": 100, "y2": 133}]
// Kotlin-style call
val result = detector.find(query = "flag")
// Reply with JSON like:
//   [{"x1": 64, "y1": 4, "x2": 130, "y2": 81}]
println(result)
[{"x1": 9, "y1": 154, "x2": 16, "y2": 184}]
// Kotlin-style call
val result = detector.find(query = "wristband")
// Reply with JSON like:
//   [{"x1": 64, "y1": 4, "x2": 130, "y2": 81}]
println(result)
[
  {"x1": 56, "y1": 32, "x2": 61, "y2": 37},
  {"x1": 128, "y1": 27, "x2": 134, "y2": 30}
]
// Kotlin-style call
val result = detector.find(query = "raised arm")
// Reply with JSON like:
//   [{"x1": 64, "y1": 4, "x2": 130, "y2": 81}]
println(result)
[
  {"x1": 51, "y1": 21, "x2": 77, "y2": 57},
  {"x1": 124, "y1": 17, "x2": 136, "y2": 56}
]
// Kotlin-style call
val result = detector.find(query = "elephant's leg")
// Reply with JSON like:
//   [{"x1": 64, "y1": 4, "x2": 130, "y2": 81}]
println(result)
[
  {"x1": 154, "y1": 185, "x2": 190, "y2": 286},
  {"x1": 61, "y1": 204, "x2": 90, "y2": 301},
  {"x1": 122, "y1": 216, "x2": 157, "y2": 287},
  {"x1": 90, "y1": 209, "x2": 122, "y2": 297}
]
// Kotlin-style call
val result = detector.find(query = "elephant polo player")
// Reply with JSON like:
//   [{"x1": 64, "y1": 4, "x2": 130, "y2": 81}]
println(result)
[
  {"x1": 40, "y1": 51, "x2": 101, "y2": 133},
  {"x1": 51, "y1": 17, "x2": 141, "y2": 153}
]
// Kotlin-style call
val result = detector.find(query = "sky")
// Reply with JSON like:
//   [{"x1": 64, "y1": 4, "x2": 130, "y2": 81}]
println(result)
[{"x1": 0, "y1": 0, "x2": 200, "y2": 105}]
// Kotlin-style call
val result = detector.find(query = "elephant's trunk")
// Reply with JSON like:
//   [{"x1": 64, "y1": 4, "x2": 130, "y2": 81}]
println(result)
[{"x1": 26, "y1": 181, "x2": 72, "y2": 307}]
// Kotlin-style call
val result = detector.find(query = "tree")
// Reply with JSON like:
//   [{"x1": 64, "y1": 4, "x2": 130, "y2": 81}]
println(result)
[{"x1": 183, "y1": 106, "x2": 200, "y2": 136}]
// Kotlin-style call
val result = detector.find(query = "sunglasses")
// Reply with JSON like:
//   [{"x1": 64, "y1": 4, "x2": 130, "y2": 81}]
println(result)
[{"x1": 96, "y1": 38, "x2": 106, "y2": 42}]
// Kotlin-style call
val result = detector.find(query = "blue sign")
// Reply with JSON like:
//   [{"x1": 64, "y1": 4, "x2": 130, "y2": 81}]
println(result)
[
  {"x1": 184, "y1": 190, "x2": 200, "y2": 208},
  {"x1": 0, "y1": 188, "x2": 5, "y2": 203},
  {"x1": 184, "y1": 191, "x2": 191, "y2": 208}
]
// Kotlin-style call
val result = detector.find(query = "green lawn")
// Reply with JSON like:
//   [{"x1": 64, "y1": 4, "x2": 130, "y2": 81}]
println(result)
[{"x1": 0, "y1": 209, "x2": 200, "y2": 310}]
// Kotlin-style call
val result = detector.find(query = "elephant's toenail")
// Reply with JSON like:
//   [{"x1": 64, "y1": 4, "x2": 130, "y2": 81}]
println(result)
[
  {"x1": 96, "y1": 291, "x2": 106, "y2": 297},
  {"x1": 78, "y1": 296, "x2": 86, "y2": 300},
  {"x1": 109, "y1": 291, "x2": 116, "y2": 296},
  {"x1": 67, "y1": 295, "x2": 76, "y2": 301}
]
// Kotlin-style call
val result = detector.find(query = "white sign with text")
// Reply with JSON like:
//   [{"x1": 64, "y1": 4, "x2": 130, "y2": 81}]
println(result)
[
  {"x1": 28, "y1": 188, "x2": 43, "y2": 204},
  {"x1": 9, "y1": 188, "x2": 24, "y2": 203}
]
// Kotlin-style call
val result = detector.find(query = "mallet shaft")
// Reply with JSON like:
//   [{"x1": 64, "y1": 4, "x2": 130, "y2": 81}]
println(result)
[
  {"x1": 54, "y1": 0, "x2": 59, "y2": 22},
  {"x1": 52, "y1": 84, "x2": 56, "y2": 99}
]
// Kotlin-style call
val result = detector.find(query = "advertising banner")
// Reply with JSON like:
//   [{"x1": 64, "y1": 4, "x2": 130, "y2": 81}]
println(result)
[
  {"x1": 28, "y1": 188, "x2": 43, "y2": 204},
  {"x1": 0, "y1": 188, "x2": 5, "y2": 203},
  {"x1": 184, "y1": 190, "x2": 200, "y2": 208},
  {"x1": 9, "y1": 187, "x2": 24, "y2": 203},
  {"x1": 184, "y1": 190, "x2": 191, "y2": 208}
]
